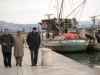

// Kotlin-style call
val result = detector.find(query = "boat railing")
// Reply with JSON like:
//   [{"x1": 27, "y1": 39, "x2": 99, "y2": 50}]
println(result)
[
  {"x1": 53, "y1": 39, "x2": 88, "y2": 41},
  {"x1": 77, "y1": 24, "x2": 100, "y2": 28},
  {"x1": 76, "y1": 24, "x2": 93, "y2": 28},
  {"x1": 46, "y1": 39, "x2": 89, "y2": 42},
  {"x1": 67, "y1": 28, "x2": 77, "y2": 32}
]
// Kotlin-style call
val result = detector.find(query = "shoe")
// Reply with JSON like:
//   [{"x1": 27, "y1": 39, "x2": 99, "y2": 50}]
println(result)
[
  {"x1": 34, "y1": 64, "x2": 37, "y2": 66},
  {"x1": 9, "y1": 65, "x2": 12, "y2": 68},
  {"x1": 31, "y1": 65, "x2": 33, "y2": 66},
  {"x1": 16, "y1": 63, "x2": 18, "y2": 66},
  {"x1": 31, "y1": 64, "x2": 34, "y2": 67},
  {"x1": 5, "y1": 66, "x2": 8, "y2": 68},
  {"x1": 19, "y1": 64, "x2": 22, "y2": 67},
  {"x1": 31, "y1": 64, "x2": 37, "y2": 66}
]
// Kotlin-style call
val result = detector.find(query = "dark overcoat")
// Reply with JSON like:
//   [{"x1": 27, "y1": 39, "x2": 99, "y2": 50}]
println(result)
[
  {"x1": 26, "y1": 32, "x2": 41, "y2": 50},
  {"x1": 0, "y1": 34, "x2": 14, "y2": 52}
]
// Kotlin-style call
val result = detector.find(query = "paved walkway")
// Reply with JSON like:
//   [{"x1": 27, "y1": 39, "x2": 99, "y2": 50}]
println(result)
[{"x1": 0, "y1": 45, "x2": 95, "y2": 75}]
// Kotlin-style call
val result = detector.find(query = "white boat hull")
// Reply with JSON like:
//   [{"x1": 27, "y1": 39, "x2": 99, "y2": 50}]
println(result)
[{"x1": 43, "y1": 40, "x2": 89, "y2": 51}]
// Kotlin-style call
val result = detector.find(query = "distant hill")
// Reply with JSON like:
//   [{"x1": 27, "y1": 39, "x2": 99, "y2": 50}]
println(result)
[
  {"x1": 78, "y1": 20, "x2": 100, "y2": 25},
  {"x1": 0, "y1": 21, "x2": 41, "y2": 32},
  {"x1": 0, "y1": 20, "x2": 99, "y2": 32},
  {"x1": 78, "y1": 20, "x2": 100, "y2": 28}
]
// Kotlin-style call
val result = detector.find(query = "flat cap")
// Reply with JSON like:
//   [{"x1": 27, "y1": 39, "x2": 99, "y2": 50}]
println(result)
[
  {"x1": 32, "y1": 27, "x2": 37, "y2": 30},
  {"x1": 17, "y1": 30, "x2": 21, "y2": 33}
]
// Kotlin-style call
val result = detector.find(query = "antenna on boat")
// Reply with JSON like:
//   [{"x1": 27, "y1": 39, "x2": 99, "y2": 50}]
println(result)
[
  {"x1": 90, "y1": 15, "x2": 100, "y2": 27},
  {"x1": 45, "y1": 14, "x2": 53, "y2": 19},
  {"x1": 90, "y1": 16, "x2": 96, "y2": 27}
]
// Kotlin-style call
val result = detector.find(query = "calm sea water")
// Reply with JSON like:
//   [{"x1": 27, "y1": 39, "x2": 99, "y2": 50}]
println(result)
[{"x1": 57, "y1": 50, "x2": 100, "y2": 68}]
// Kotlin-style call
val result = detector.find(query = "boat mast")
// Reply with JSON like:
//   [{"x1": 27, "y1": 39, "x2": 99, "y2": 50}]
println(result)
[
  {"x1": 56, "y1": 0, "x2": 65, "y2": 34},
  {"x1": 90, "y1": 15, "x2": 100, "y2": 28},
  {"x1": 90, "y1": 15, "x2": 100, "y2": 47},
  {"x1": 56, "y1": 0, "x2": 62, "y2": 34},
  {"x1": 59, "y1": 0, "x2": 64, "y2": 19},
  {"x1": 57, "y1": 0, "x2": 59, "y2": 24},
  {"x1": 90, "y1": 16, "x2": 96, "y2": 47},
  {"x1": 90, "y1": 16, "x2": 96, "y2": 28}
]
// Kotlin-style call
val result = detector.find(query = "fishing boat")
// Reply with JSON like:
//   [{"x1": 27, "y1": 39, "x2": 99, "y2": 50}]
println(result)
[
  {"x1": 41, "y1": 0, "x2": 89, "y2": 51},
  {"x1": 77, "y1": 16, "x2": 100, "y2": 50}
]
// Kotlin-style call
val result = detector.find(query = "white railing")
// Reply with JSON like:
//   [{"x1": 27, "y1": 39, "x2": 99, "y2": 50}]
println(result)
[
  {"x1": 76, "y1": 24, "x2": 92, "y2": 28},
  {"x1": 77, "y1": 24, "x2": 100, "y2": 28}
]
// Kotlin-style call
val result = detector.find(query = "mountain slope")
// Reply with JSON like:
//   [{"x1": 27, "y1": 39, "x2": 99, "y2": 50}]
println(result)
[{"x1": 0, "y1": 21, "x2": 41, "y2": 32}]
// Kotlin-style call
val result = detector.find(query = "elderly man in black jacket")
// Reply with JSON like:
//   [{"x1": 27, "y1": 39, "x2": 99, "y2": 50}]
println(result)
[
  {"x1": 26, "y1": 27, "x2": 41, "y2": 66},
  {"x1": 0, "y1": 29, "x2": 14, "y2": 68}
]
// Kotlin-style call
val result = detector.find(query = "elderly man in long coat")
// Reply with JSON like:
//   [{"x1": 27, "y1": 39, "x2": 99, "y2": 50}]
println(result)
[
  {"x1": 26, "y1": 27, "x2": 41, "y2": 66},
  {"x1": 13, "y1": 31, "x2": 25, "y2": 67},
  {"x1": 0, "y1": 29, "x2": 14, "y2": 68}
]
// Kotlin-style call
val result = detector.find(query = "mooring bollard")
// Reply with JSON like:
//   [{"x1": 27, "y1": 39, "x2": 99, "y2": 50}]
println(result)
[
  {"x1": 41, "y1": 48, "x2": 52, "y2": 66},
  {"x1": 94, "y1": 66, "x2": 100, "y2": 75}
]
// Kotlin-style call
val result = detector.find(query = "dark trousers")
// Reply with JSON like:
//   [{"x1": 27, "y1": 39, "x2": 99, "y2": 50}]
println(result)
[
  {"x1": 30, "y1": 50, "x2": 38, "y2": 65},
  {"x1": 2, "y1": 52, "x2": 12, "y2": 67}
]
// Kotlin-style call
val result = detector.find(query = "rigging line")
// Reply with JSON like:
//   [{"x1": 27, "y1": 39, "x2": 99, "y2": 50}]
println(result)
[
  {"x1": 78, "y1": 3, "x2": 86, "y2": 21},
  {"x1": 63, "y1": 1, "x2": 69, "y2": 16},
  {"x1": 62, "y1": 0, "x2": 65, "y2": 18},
  {"x1": 71, "y1": 0, "x2": 75, "y2": 17},
  {"x1": 78, "y1": 1, "x2": 86, "y2": 21},
  {"x1": 59, "y1": 0, "x2": 86, "y2": 24},
  {"x1": 95, "y1": 4, "x2": 100, "y2": 16},
  {"x1": 74, "y1": 5, "x2": 83, "y2": 17},
  {"x1": 58, "y1": 1, "x2": 61, "y2": 11},
  {"x1": 67, "y1": 0, "x2": 73, "y2": 14},
  {"x1": 65, "y1": 0, "x2": 86, "y2": 19},
  {"x1": 65, "y1": 0, "x2": 70, "y2": 13},
  {"x1": 53, "y1": 0, "x2": 57, "y2": 17},
  {"x1": 70, "y1": 0, "x2": 75, "y2": 17},
  {"x1": 69, "y1": 0, "x2": 74, "y2": 17},
  {"x1": 62, "y1": 0, "x2": 72, "y2": 18},
  {"x1": 60, "y1": 0, "x2": 64, "y2": 18},
  {"x1": 74, "y1": 3, "x2": 84, "y2": 18},
  {"x1": 53, "y1": 0, "x2": 55, "y2": 17},
  {"x1": 46, "y1": 0, "x2": 52, "y2": 14}
]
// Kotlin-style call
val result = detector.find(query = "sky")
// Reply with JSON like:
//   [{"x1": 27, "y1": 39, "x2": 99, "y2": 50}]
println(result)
[{"x1": 0, "y1": 0, "x2": 100, "y2": 24}]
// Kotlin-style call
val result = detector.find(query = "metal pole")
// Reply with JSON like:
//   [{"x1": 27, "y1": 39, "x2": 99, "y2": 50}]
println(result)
[
  {"x1": 41, "y1": 25, "x2": 43, "y2": 41},
  {"x1": 57, "y1": 0, "x2": 59, "y2": 24},
  {"x1": 38, "y1": 23, "x2": 39, "y2": 32}
]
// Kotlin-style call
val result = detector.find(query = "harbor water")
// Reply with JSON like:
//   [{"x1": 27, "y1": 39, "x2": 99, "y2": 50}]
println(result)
[{"x1": 56, "y1": 50, "x2": 100, "y2": 68}]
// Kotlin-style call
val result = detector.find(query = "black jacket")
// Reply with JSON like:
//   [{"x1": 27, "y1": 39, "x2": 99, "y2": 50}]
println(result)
[
  {"x1": 26, "y1": 32, "x2": 41, "y2": 50},
  {"x1": 0, "y1": 34, "x2": 14, "y2": 52}
]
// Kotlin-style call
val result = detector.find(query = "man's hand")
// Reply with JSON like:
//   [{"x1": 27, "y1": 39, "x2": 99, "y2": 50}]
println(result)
[{"x1": 3, "y1": 43, "x2": 7, "y2": 45}]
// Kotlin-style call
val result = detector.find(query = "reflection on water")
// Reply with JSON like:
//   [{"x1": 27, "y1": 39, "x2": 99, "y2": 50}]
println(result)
[{"x1": 57, "y1": 50, "x2": 100, "y2": 68}]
